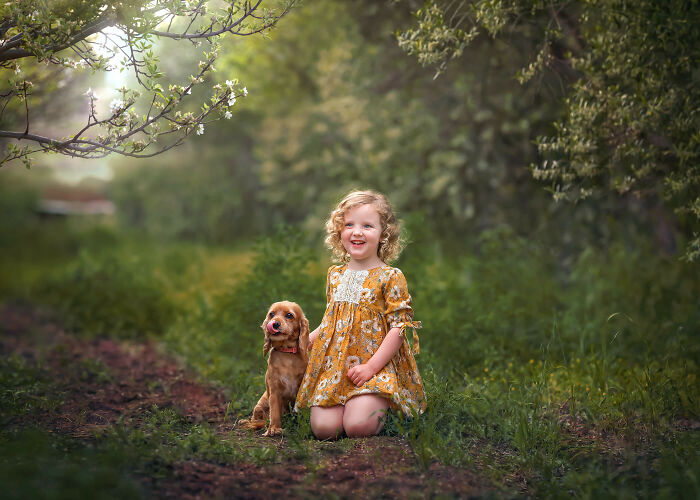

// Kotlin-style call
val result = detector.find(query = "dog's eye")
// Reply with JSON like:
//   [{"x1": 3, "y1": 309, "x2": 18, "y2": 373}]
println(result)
[
  {"x1": 285, "y1": 313, "x2": 294, "y2": 319},
  {"x1": 269, "y1": 312, "x2": 274, "y2": 318}
]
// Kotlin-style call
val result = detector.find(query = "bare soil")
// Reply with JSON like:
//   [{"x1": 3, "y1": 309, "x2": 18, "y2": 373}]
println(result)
[{"x1": 1, "y1": 303, "x2": 497, "y2": 499}]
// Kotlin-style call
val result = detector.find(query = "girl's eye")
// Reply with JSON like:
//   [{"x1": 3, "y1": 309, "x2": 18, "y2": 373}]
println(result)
[
  {"x1": 285, "y1": 312, "x2": 294, "y2": 319},
  {"x1": 364, "y1": 224, "x2": 372, "y2": 228},
  {"x1": 269, "y1": 312, "x2": 274, "y2": 318}
]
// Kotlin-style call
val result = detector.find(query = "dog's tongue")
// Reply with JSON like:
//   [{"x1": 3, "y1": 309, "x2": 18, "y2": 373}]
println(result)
[{"x1": 266, "y1": 322, "x2": 278, "y2": 335}]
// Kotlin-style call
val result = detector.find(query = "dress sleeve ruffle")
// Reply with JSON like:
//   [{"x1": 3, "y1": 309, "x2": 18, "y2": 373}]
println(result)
[{"x1": 384, "y1": 269, "x2": 421, "y2": 355}]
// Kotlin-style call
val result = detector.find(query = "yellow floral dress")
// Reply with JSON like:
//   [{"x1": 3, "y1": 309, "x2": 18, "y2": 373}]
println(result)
[{"x1": 295, "y1": 264, "x2": 426, "y2": 416}]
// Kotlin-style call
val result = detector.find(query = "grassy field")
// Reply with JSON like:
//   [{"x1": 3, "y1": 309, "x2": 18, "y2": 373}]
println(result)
[{"x1": 1, "y1": 217, "x2": 698, "y2": 498}]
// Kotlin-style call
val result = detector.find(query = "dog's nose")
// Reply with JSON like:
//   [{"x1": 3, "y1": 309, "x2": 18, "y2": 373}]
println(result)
[{"x1": 273, "y1": 321, "x2": 280, "y2": 330}]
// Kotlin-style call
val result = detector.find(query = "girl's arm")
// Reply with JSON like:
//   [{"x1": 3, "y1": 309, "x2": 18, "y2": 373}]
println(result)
[
  {"x1": 347, "y1": 326, "x2": 402, "y2": 386},
  {"x1": 348, "y1": 269, "x2": 417, "y2": 386},
  {"x1": 308, "y1": 326, "x2": 320, "y2": 345}
]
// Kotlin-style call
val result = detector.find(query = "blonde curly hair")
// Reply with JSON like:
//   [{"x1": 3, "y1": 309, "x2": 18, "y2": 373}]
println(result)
[{"x1": 325, "y1": 190, "x2": 403, "y2": 263}]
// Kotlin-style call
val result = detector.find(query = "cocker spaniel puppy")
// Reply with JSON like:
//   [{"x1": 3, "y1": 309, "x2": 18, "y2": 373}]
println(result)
[{"x1": 239, "y1": 301, "x2": 309, "y2": 436}]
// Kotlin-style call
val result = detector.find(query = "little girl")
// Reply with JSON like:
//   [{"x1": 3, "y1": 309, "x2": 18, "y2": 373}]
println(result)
[{"x1": 294, "y1": 190, "x2": 426, "y2": 439}]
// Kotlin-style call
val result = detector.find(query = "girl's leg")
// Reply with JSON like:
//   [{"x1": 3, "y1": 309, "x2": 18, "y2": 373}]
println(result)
[
  {"x1": 343, "y1": 395, "x2": 389, "y2": 438},
  {"x1": 310, "y1": 405, "x2": 344, "y2": 440}
]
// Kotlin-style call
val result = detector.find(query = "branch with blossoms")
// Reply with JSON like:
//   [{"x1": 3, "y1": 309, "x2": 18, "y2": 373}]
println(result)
[{"x1": 0, "y1": 0, "x2": 295, "y2": 167}]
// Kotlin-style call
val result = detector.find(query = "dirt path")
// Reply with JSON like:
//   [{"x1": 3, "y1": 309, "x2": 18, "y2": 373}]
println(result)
[{"x1": 1, "y1": 303, "x2": 496, "y2": 499}]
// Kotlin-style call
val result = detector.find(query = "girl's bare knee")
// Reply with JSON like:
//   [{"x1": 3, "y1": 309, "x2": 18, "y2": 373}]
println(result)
[
  {"x1": 310, "y1": 406, "x2": 344, "y2": 440},
  {"x1": 312, "y1": 421, "x2": 344, "y2": 440},
  {"x1": 342, "y1": 395, "x2": 388, "y2": 438},
  {"x1": 344, "y1": 419, "x2": 381, "y2": 438}
]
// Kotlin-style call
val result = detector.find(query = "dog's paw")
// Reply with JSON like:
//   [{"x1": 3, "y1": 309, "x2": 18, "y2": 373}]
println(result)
[{"x1": 263, "y1": 426, "x2": 284, "y2": 437}]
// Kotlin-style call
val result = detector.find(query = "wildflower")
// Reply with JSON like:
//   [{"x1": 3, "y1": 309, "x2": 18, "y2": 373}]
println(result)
[
  {"x1": 224, "y1": 110, "x2": 232, "y2": 119},
  {"x1": 529, "y1": 359, "x2": 534, "y2": 364},
  {"x1": 484, "y1": 368, "x2": 488, "y2": 373},
  {"x1": 242, "y1": 86, "x2": 248, "y2": 96},
  {"x1": 196, "y1": 123, "x2": 204, "y2": 135},
  {"x1": 14, "y1": 64, "x2": 20, "y2": 74}
]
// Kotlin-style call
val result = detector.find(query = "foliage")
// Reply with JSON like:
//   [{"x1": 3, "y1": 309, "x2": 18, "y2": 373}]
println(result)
[
  {"x1": 36, "y1": 244, "x2": 178, "y2": 339},
  {"x1": 101, "y1": 0, "x2": 669, "y2": 257},
  {"x1": 399, "y1": 0, "x2": 700, "y2": 259},
  {"x1": 396, "y1": 1, "x2": 477, "y2": 76},
  {"x1": 0, "y1": 0, "x2": 294, "y2": 165},
  {"x1": 215, "y1": 0, "x2": 562, "y2": 236},
  {"x1": 213, "y1": 226, "x2": 326, "y2": 331},
  {"x1": 408, "y1": 224, "x2": 700, "y2": 376},
  {"x1": 108, "y1": 114, "x2": 263, "y2": 244}
]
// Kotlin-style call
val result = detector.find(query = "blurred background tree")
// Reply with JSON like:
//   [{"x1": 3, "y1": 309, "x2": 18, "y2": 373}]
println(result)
[
  {"x1": 398, "y1": 0, "x2": 700, "y2": 259},
  {"x1": 108, "y1": 1, "x2": 579, "y2": 247},
  {"x1": 2, "y1": 0, "x2": 696, "y2": 263}
]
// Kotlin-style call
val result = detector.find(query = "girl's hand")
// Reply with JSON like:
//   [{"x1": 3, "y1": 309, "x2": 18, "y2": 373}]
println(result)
[{"x1": 347, "y1": 363, "x2": 376, "y2": 386}]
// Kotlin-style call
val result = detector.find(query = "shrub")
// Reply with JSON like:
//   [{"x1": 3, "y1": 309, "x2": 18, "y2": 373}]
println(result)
[{"x1": 36, "y1": 249, "x2": 176, "y2": 339}]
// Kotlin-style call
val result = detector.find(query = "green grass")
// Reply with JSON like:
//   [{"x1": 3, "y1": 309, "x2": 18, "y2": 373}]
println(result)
[
  {"x1": 2, "y1": 218, "x2": 699, "y2": 497},
  {"x1": 0, "y1": 428, "x2": 145, "y2": 500},
  {"x1": 99, "y1": 406, "x2": 279, "y2": 473},
  {"x1": 0, "y1": 355, "x2": 64, "y2": 425},
  {"x1": 0, "y1": 354, "x2": 143, "y2": 500}
]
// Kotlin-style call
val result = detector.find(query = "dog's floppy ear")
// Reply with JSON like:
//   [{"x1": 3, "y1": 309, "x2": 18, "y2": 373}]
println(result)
[
  {"x1": 298, "y1": 314, "x2": 310, "y2": 355},
  {"x1": 262, "y1": 313, "x2": 271, "y2": 357}
]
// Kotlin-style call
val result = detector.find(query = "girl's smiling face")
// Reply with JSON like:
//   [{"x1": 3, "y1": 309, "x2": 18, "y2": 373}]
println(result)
[{"x1": 341, "y1": 203, "x2": 382, "y2": 265}]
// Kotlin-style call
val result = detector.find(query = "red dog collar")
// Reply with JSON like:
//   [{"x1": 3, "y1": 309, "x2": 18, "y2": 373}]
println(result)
[{"x1": 275, "y1": 346, "x2": 298, "y2": 353}]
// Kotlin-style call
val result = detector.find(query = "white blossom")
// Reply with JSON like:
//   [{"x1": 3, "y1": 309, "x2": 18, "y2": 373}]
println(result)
[
  {"x1": 84, "y1": 87, "x2": 98, "y2": 100},
  {"x1": 196, "y1": 123, "x2": 204, "y2": 135},
  {"x1": 242, "y1": 86, "x2": 248, "y2": 96},
  {"x1": 224, "y1": 110, "x2": 232, "y2": 119},
  {"x1": 109, "y1": 99, "x2": 124, "y2": 114},
  {"x1": 225, "y1": 79, "x2": 233, "y2": 88},
  {"x1": 228, "y1": 96, "x2": 236, "y2": 107}
]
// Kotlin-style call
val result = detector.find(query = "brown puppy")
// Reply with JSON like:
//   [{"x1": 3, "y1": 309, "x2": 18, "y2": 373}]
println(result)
[{"x1": 239, "y1": 301, "x2": 309, "y2": 436}]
